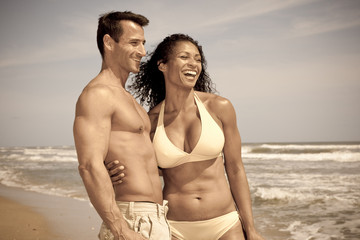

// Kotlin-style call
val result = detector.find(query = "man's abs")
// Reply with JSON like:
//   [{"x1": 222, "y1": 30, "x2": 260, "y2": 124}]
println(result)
[{"x1": 106, "y1": 131, "x2": 162, "y2": 203}]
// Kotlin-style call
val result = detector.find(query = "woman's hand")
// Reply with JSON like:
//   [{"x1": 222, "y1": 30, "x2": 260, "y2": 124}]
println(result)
[
  {"x1": 246, "y1": 230, "x2": 266, "y2": 240},
  {"x1": 105, "y1": 160, "x2": 125, "y2": 185}
]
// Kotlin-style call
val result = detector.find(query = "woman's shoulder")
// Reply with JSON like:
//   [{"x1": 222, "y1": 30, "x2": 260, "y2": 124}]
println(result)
[
  {"x1": 195, "y1": 91, "x2": 237, "y2": 124},
  {"x1": 195, "y1": 91, "x2": 233, "y2": 110},
  {"x1": 148, "y1": 101, "x2": 164, "y2": 126},
  {"x1": 148, "y1": 101, "x2": 163, "y2": 115}
]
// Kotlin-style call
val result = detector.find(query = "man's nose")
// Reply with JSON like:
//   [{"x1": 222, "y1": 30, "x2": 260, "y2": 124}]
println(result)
[{"x1": 138, "y1": 44, "x2": 146, "y2": 57}]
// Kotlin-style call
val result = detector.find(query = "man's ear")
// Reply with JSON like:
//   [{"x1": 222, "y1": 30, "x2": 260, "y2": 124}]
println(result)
[
  {"x1": 158, "y1": 61, "x2": 166, "y2": 72},
  {"x1": 103, "y1": 34, "x2": 113, "y2": 51}
]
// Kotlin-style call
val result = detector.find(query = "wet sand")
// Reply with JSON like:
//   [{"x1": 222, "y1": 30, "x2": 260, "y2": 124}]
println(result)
[{"x1": 0, "y1": 184, "x2": 101, "y2": 240}]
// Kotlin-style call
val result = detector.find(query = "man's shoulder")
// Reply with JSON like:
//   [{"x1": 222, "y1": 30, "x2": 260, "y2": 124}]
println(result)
[
  {"x1": 80, "y1": 78, "x2": 129, "y2": 102},
  {"x1": 82, "y1": 83, "x2": 111, "y2": 95},
  {"x1": 76, "y1": 79, "x2": 122, "y2": 113}
]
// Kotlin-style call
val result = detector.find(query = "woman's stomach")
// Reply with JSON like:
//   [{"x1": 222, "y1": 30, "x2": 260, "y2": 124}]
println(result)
[{"x1": 163, "y1": 172, "x2": 236, "y2": 221}]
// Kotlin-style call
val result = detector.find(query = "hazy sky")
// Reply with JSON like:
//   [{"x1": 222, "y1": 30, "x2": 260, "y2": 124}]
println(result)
[{"x1": 1, "y1": 0, "x2": 359, "y2": 147}]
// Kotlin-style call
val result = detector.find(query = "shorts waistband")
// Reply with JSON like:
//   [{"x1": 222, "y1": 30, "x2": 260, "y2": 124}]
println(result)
[{"x1": 116, "y1": 200, "x2": 168, "y2": 218}]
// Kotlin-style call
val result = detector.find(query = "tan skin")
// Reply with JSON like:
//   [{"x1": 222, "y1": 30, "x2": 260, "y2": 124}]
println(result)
[
  {"x1": 73, "y1": 20, "x2": 163, "y2": 240},
  {"x1": 108, "y1": 41, "x2": 264, "y2": 240}
]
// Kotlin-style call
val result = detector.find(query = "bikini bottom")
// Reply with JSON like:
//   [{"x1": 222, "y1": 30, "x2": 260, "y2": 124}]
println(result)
[{"x1": 168, "y1": 211, "x2": 240, "y2": 240}]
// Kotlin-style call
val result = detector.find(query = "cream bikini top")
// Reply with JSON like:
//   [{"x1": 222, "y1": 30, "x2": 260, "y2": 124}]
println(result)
[{"x1": 153, "y1": 93, "x2": 225, "y2": 168}]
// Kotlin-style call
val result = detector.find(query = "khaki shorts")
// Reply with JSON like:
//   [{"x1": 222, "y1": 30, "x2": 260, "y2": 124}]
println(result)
[{"x1": 98, "y1": 200, "x2": 171, "y2": 240}]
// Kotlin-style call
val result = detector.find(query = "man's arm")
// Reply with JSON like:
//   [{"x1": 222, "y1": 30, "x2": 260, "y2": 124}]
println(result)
[
  {"x1": 74, "y1": 86, "x2": 145, "y2": 240},
  {"x1": 218, "y1": 98, "x2": 265, "y2": 240}
]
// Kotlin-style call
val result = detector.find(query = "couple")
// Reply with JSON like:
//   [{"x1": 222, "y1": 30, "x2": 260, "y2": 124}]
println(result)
[{"x1": 73, "y1": 11, "x2": 264, "y2": 240}]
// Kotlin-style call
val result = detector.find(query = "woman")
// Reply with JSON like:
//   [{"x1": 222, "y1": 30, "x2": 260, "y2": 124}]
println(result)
[{"x1": 109, "y1": 34, "x2": 264, "y2": 240}]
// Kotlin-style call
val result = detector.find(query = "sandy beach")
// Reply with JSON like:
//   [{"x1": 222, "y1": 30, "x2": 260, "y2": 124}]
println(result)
[{"x1": 0, "y1": 184, "x2": 101, "y2": 240}]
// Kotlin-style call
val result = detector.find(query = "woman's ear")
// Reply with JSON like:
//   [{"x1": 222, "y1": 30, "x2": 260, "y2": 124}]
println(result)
[{"x1": 158, "y1": 61, "x2": 166, "y2": 72}]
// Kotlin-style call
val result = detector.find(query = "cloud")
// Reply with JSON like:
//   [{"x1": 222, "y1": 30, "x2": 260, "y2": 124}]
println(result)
[
  {"x1": 196, "y1": 0, "x2": 320, "y2": 29},
  {"x1": 0, "y1": 14, "x2": 97, "y2": 68},
  {"x1": 288, "y1": 1, "x2": 360, "y2": 37},
  {"x1": 0, "y1": 42, "x2": 94, "y2": 68}
]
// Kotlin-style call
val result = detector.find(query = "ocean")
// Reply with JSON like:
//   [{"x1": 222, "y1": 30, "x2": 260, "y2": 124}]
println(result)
[{"x1": 0, "y1": 142, "x2": 359, "y2": 240}]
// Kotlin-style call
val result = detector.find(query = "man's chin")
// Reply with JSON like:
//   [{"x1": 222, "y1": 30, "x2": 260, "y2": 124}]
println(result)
[{"x1": 130, "y1": 69, "x2": 140, "y2": 74}]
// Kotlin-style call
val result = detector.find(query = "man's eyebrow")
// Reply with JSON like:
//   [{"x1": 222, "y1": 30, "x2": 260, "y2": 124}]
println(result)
[
  {"x1": 129, "y1": 38, "x2": 146, "y2": 44},
  {"x1": 129, "y1": 38, "x2": 144, "y2": 41}
]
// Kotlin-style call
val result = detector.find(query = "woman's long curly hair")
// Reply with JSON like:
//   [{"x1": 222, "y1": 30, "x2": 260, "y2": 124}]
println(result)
[{"x1": 129, "y1": 33, "x2": 216, "y2": 110}]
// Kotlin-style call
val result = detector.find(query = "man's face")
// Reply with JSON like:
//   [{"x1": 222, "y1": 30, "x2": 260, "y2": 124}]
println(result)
[{"x1": 113, "y1": 20, "x2": 146, "y2": 74}]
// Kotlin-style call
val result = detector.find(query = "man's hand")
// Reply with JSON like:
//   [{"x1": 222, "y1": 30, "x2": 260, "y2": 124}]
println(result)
[
  {"x1": 118, "y1": 230, "x2": 148, "y2": 240},
  {"x1": 105, "y1": 160, "x2": 126, "y2": 185},
  {"x1": 109, "y1": 219, "x2": 148, "y2": 240}
]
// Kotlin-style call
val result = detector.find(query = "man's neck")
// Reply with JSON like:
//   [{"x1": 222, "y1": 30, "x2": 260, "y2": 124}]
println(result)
[{"x1": 100, "y1": 62, "x2": 129, "y2": 88}]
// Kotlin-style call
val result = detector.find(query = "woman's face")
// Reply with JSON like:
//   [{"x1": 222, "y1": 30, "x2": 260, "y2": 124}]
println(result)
[{"x1": 159, "y1": 41, "x2": 202, "y2": 89}]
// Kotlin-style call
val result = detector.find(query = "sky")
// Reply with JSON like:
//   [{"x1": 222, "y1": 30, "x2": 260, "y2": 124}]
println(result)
[{"x1": 0, "y1": 0, "x2": 359, "y2": 147}]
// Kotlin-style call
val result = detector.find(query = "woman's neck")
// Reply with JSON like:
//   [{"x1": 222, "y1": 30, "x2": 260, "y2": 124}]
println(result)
[{"x1": 164, "y1": 87, "x2": 195, "y2": 113}]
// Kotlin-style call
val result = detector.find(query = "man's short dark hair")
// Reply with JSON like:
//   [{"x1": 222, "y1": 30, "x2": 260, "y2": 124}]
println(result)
[{"x1": 97, "y1": 11, "x2": 149, "y2": 59}]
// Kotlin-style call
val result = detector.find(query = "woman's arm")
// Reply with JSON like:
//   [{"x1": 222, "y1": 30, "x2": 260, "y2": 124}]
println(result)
[{"x1": 217, "y1": 97, "x2": 264, "y2": 240}]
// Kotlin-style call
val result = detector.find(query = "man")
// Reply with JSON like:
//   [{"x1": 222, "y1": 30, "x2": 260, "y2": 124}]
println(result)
[{"x1": 73, "y1": 11, "x2": 170, "y2": 240}]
